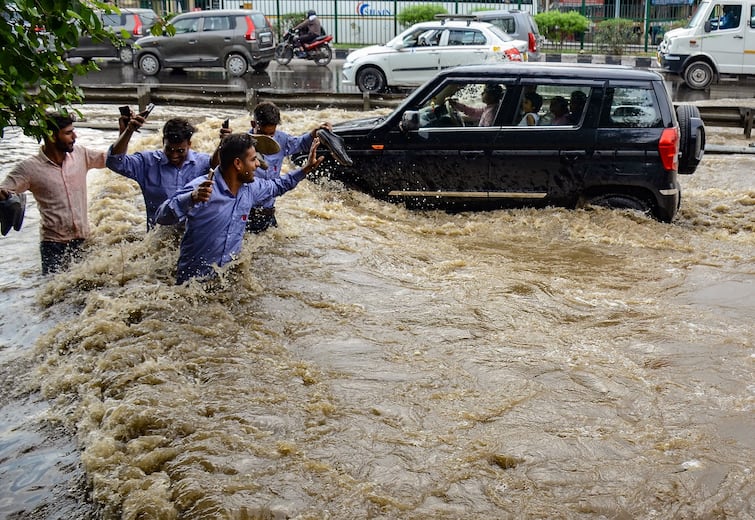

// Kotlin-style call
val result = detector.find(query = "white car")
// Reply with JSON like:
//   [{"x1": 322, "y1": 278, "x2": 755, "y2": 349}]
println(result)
[{"x1": 342, "y1": 20, "x2": 528, "y2": 93}]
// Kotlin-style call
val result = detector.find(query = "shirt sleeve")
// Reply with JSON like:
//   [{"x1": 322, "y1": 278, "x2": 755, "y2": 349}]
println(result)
[
  {"x1": 106, "y1": 147, "x2": 149, "y2": 182},
  {"x1": 156, "y1": 181, "x2": 198, "y2": 225},
  {"x1": 0, "y1": 161, "x2": 31, "y2": 194}
]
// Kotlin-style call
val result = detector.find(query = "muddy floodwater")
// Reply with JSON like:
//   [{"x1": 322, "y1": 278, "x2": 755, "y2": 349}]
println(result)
[{"x1": 0, "y1": 104, "x2": 753, "y2": 519}]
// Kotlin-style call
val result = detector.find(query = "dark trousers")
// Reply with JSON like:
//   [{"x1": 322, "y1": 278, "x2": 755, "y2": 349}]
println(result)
[{"x1": 40, "y1": 239, "x2": 85, "y2": 275}]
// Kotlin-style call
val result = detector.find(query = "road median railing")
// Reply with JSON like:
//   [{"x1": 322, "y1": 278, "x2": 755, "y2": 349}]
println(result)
[{"x1": 79, "y1": 84, "x2": 405, "y2": 112}]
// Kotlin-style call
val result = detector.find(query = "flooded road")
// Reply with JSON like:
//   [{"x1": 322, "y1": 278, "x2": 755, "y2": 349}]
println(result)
[{"x1": 0, "y1": 104, "x2": 753, "y2": 519}]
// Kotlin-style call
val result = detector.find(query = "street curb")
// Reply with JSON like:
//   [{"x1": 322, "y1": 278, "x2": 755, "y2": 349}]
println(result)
[{"x1": 334, "y1": 48, "x2": 658, "y2": 69}]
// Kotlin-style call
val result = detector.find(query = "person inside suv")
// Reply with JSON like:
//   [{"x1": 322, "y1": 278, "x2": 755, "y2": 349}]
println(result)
[
  {"x1": 567, "y1": 90, "x2": 587, "y2": 125},
  {"x1": 450, "y1": 84, "x2": 504, "y2": 127},
  {"x1": 518, "y1": 91, "x2": 543, "y2": 126}
]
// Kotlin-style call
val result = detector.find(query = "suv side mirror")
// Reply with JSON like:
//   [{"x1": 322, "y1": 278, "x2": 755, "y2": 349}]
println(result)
[
  {"x1": 704, "y1": 20, "x2": 712, "y2": 32},
  {"x1": 400, "y1": 111, "x2": 420, "y2": 132}
]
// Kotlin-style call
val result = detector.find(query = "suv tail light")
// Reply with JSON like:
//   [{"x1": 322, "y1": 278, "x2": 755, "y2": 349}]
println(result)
[
  {"x1": 658, "y1": 127, "x2": 680, "y2": 171},
  {"x1": 133, "y1": 15, "x2": 143, "y2": 36},
  {"x1": 528, "y1": 32, "x2": 537, "y2": 53},
  {"x1": 244, "y1": 16, "x2": 257, "y2": 41},
  {"x1": 504, "y1": 48, "x2": 523, "y2": 62}
]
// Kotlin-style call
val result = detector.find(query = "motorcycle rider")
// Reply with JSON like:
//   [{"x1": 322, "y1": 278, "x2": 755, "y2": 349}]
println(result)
[{"x1": 293, "y1": 9, "x2": 321, "y2": 56}]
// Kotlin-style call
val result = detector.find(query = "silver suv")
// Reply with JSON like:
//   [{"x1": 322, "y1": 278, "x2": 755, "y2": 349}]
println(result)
[
  {"x1": 134, "y1": 9, "x2": 275, "y2": 77},
  {"x1": 68, "y1": 8, "x2": 158, "y2": 63},
  {"x1": 438, "y1": 10, "x2": 544, "y2": 60}
]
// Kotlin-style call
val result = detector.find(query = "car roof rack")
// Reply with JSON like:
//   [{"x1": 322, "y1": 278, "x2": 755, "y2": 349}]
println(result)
[{"x1": 434, "y1": 14, "x2": 477, "y2": 26}]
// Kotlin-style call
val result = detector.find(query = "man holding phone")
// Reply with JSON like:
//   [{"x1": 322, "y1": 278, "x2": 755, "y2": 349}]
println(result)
[
  {"x1": 107, "y1": 109, "x2": 230, "y2": 230},
  {"x1": 155, "y1": 133, "x2": 324, "y2": 284}
]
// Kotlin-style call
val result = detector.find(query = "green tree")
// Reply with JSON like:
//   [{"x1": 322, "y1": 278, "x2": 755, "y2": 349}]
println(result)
[
  {"x1": 0, "y1": 0, "x2": 168, "y2": 140},
  {"x1": 534, "y1": 10, "x2": 590, "y2": 46},
  {"x1": 397, "y1": 5, "x2": 447, "y2": 27}
]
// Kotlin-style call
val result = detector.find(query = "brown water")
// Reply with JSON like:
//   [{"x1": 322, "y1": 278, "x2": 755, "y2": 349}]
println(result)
[{"x1": 1, "y1": 105, "x2": 753, "y2": 519}]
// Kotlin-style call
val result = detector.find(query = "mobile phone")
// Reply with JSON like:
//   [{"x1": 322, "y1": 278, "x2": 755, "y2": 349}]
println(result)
[
  {"x1": 140, "y1": 103, "x2": 155, "y2": 118},
  {"x1": 207, "y1": 169, "x2": 215, "y2": 181},
  {"x1": 118, "y1": 105, "x2": 131, "y2": 117},
  {"x1": 222, "y1": 118, "x2": 229, "y2": 129}
]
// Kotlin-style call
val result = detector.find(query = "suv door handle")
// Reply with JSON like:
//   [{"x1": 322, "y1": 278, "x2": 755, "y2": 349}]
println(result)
[{"x1": 734, "y1": 35, "x2": 744, "y2": 39}]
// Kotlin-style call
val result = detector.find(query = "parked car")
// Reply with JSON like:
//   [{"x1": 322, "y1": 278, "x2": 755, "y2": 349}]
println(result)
[
  {"x1": 342, "y1": 20, "x2": 528, "y2": 93},
  {"x1": 67, "y1": 8, "x2": 158, "y2": 63},
  {"x1": 307, "y1": 63, "x2": 705, "y2": 222},
  {"x1": 438, "y1": 10, "x2": 544, "y2": 60},
  {"x1": 134, "y1": 9, "x2": 275, "y2": 77}
]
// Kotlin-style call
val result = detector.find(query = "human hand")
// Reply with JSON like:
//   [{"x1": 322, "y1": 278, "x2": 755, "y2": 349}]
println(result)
[
  {"x1": 0, "y1": 188, "x2": 13, "y2": 201},
  {"x1": 302, "y1": 137, "x2": 325, "y2": 174},
  {"x1": 191, "y1": 179, "x2": 214, "y2": 204},
  {"x1": 125, "y1": 113, "x2": 146, "y2": 133},
  {"x1": 311, "y1": 121, "x2": 333, "y2": 136}
]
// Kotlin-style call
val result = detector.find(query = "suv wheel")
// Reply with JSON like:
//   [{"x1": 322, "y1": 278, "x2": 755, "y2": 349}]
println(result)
[
  {"x1": 676, "y1": 104, "x2": 705, "y2": 175},
  {"x1": 119, "y1": 46, "x2": 134, "y2": 64},
  {"x1": 683, "y1": 61, "x2": 714, "y2": 90},
  {"x1": 226, "y1": 54, "x2": 248, "y2": 77},
  {"x1": 585, "y1": 194, "x2": 651, "y2": 217},
  {"x1": 138, "y1": 54, "x2": 161, "y2": 76},
  {"x1": 356, "y1": 66, "x2": 386, "y2": 93}
]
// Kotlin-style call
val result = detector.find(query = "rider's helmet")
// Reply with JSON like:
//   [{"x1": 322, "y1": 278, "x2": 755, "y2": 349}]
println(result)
[{"x1": 307, "y1": 9, "x2": 316, "y2": 17}]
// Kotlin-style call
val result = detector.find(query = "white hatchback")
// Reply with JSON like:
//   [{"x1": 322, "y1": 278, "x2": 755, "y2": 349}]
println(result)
[{"x1": 342, "y1": 20, "x2": 527, "y2": 93}]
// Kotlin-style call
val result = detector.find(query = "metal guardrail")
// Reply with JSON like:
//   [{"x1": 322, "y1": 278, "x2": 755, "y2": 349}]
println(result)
[
  {"x1": 674, "y1": 103, "x2": 754, "y2": 138},
  {"x1": 78, "y1": 85, "x2": 405, "y2": 112}
]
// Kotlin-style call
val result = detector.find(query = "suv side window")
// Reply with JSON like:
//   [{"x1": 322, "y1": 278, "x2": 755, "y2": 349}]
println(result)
[
  {"x1": 174, "y1": 18, "x2": 199, "y2": 34},
  {"x1": 415, "y1": 81, "x2": 505, "y2": 128},
  {"x1": 203, "y1": 16, "x2": 232, "y2": 32},
  {"x1": 602, "y1": 87, "x2": 662, "y2": 128},
  {"x1": 503, "y1": 84, "x2": 592, "y2": 127}
]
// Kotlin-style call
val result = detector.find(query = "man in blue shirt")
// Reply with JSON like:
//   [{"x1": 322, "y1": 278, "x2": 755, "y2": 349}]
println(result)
[
  {"x1": 107, "y1": 116, "x2": 227, "y2": 230},
  {"x1": 155, "y1": 133, "x2": 324, "y2": 284},
  {"x1": 242, "y1": 101, "x2": 331, "y2": 233}
]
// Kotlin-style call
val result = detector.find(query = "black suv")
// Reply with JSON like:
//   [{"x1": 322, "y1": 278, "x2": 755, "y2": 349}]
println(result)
[
  {"x1": 306, "y1": 63, "x2": 705, "y2": 222},
  {"x1": 67, "y1": 8, "x2": 157, "y2": 63}
]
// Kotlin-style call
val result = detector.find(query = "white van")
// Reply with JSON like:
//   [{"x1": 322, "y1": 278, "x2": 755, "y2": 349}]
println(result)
[{"x1": 658, "y1": 0, "x2": 755, "y2": 89}]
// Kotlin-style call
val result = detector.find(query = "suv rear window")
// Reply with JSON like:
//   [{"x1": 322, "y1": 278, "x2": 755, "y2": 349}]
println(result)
[
  {"x1": 102, "y1": 13, "x2": 125, "y2": 26},
  {"x1": 603, "y1": 87, "x2": 662, "y2": 128},
  {"x1": 490, "y1": 18, "x2": 516, "y2": 34}
]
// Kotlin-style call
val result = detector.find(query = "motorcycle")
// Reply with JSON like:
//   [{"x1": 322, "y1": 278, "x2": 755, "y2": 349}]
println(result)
[{"x1": 275, "y1": 28, "x2": 333, "y2": 66}]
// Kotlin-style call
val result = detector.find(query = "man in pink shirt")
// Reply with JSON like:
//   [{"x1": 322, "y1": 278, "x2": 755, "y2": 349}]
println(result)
[{"x1": 0, "y1": 112, "x2": 106, "y2": 274}]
